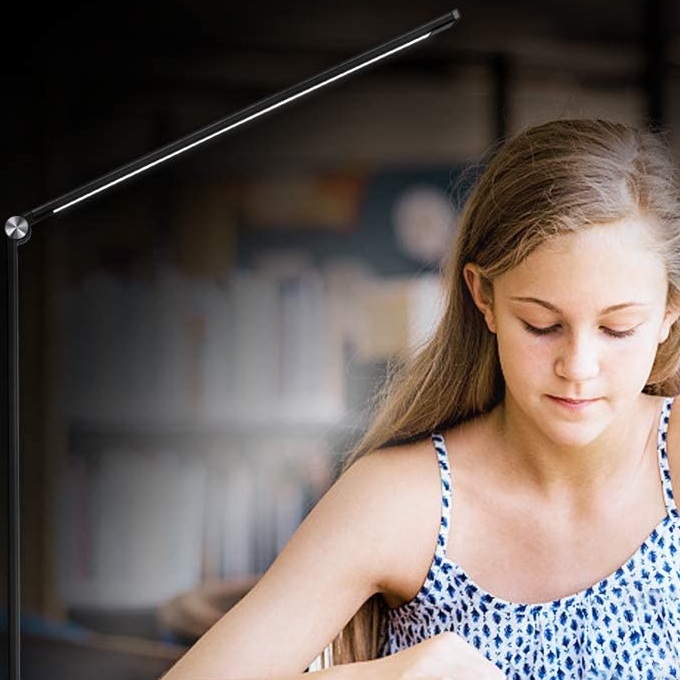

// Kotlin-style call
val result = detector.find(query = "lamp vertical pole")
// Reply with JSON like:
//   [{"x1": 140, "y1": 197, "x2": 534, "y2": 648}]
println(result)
[
  {"x1": 7, "y1": 236, "x2": 22, "y2": 680},
  {"x1": 6, "y1": 217, "x2": 29, "y2": 680}
]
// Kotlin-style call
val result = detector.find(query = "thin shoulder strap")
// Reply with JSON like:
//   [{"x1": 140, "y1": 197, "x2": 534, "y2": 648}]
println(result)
[
  {"x1": 431, "y1": 433, "x2": 453, "y2": 556},
  {"x1": 657, "y1": 396, "x2": 678, "y2": 517}
]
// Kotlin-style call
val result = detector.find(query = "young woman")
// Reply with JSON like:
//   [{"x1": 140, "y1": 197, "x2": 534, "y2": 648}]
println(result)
[{"x1": 161, "y1": 118, "x2": 680, "y2": 680}]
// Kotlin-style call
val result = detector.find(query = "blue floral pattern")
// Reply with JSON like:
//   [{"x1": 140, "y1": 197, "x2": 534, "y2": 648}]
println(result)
[{"x1": 379, "y1": 398, "x2": 680, "y2": 679}]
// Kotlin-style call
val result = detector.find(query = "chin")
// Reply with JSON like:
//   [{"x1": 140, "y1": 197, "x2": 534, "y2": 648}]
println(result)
[
  {"x1": 521, "y1": 394, "x2": 613, "y2": 447},
  {"x1": 542, "y1": 397, "x2": 622, "y2": 447},
  {"x1": 540, "y1": 423, "x2": 608, "y2": 449}
]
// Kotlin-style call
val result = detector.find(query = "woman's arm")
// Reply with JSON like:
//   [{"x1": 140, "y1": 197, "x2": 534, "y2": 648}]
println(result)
[
  {"x1": 158, "y1": 445, "x2": 505, "y2": 680},
  {"x1": 158, "y1": 451, "x2": 401, "y2": 680}
]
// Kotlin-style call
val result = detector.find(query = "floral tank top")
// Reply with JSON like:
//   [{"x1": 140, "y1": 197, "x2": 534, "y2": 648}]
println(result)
[{"x1": 378, "y1": 397, "x2": 680, "y2": 679}]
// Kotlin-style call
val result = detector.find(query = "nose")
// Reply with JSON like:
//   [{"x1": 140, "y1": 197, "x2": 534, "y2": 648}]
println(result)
[{"x1": 554, "y1": 331, "x2": 600, "y2": 382}]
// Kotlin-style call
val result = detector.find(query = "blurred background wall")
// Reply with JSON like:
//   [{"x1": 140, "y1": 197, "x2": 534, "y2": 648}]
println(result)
[{"x1": 2, "y1": 0, "x2": 680, "y2": 677}]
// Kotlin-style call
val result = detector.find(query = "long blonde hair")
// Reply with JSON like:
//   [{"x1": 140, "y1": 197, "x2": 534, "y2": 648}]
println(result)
[{"x1": 329, "y1": 118, "x2": 680, "y2": 663}]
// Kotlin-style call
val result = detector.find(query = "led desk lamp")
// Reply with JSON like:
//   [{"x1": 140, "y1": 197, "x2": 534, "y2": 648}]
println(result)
[{"x1": 4, "y1": 9, "x2": 460, "y2": 679}]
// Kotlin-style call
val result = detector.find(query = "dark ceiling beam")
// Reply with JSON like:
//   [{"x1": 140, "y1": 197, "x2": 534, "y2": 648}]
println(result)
[
  {"x1": 490, "y1": 52, "x2": 511, "y2": 143},
  {"x1": 643, "y1": 0, "x2": 669, "y2": 131}
]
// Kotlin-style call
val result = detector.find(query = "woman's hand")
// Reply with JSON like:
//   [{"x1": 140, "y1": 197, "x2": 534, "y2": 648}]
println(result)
[{"x1": 370, "y1": 632, "x2": 505, "y2": 680}]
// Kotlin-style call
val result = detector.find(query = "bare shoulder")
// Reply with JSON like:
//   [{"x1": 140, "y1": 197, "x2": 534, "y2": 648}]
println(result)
[
  {"x1": 354, "y1": 435, "x2": 451, "y2": 607},
  {"x1": 367, "y1": 417, "x2": 494, "y2": 607},
  {"x1": 349, "y1": 435, "x2": 444, "y2": 527},
  {"x1": 353, "y1": 434, "x2": 442, "y2": 497}
]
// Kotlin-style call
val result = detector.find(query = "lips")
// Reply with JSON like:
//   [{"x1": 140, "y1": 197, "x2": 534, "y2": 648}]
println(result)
[
  {"x1": 548, "y1": 395, "x2": 601, "y2": 407},
  {"x1": 552, "y1": 397, "x2": 597, "y2": 403}
]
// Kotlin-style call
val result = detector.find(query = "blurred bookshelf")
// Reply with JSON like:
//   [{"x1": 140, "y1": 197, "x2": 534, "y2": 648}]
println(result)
[
  {"x1": 17, "y1": 164, "x2": 452, "y2": 680},
  {"x1": 57, "y1": 255, "x2": 446, "y2": 615}
]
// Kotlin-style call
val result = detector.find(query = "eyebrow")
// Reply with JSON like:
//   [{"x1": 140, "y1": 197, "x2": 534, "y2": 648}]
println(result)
[{"x1": 508, "y1": 297, "x2": 651, "y2": 314}]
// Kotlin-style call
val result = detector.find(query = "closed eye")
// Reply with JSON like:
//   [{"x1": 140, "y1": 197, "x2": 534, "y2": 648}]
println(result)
[
  {"x1": 521, "y1": 321, "x2": 559, "y2": 336},
  {"x1": 602, "y1": 327, "x2": 637, "y2": 338},
  {"x1": 521, "y1": 321, "x2": 637, "y2": 339}
]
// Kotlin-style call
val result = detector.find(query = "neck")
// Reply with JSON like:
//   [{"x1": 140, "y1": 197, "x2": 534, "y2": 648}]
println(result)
[{"x1": 489, "y1": 393, "x2": 660, "y2": 500}]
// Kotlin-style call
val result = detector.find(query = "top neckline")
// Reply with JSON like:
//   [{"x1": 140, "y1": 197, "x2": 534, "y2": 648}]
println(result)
[{"x1": 406, "y1": 396, "x2": 680, "y2": 612}]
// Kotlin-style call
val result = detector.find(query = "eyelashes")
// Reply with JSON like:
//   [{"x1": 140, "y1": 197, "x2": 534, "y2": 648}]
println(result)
[
  {"x1": 521, "y1": 322, "x2": 557, "y2": 336},
  {"x1": 520, "y1": 321, "x2": 637, "y2": 339}
]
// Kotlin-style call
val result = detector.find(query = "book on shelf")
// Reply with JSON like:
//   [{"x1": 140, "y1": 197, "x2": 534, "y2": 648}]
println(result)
[
  {"x1": 58, "y1": 438, "x2": 334, "y2": 609},
  {"x1": 57, "y1": 448, "x2": 206, "y2": 609}
]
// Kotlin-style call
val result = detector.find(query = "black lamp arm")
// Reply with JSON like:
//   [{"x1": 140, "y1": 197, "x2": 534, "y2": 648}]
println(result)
[{"x1": 4, "y1": 9, "x2": 459, "y2": 240}]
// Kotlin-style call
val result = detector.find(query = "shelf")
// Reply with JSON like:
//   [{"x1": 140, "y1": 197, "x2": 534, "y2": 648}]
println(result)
[{"x1": 67, "y1": 417, "x2": 362, "y2": 455}]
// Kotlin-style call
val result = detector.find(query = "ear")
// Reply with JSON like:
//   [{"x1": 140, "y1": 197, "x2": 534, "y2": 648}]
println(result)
[
  {"x1": 463, "y1": 263, "x2": 497, "y2": 333},
  {"x1": 659, "y1": 303, "x2": 680, "y2": 344}
]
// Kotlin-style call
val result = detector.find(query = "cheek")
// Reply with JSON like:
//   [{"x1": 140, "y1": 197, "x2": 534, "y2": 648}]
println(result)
[
  {"x1": 622, "y1": 333, "x2": 666, "y2": 383},
  {"x1": 601, "y1": 341, "x2": 653, "y2": 389},
  {"x1": 495, "y1": 330, "x2": 545, "y2": 386}
]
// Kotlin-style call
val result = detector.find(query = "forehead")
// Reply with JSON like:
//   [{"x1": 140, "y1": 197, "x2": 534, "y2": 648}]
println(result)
[{"x1": 495, "y1": 218, "x2": 667, "y2": 308}]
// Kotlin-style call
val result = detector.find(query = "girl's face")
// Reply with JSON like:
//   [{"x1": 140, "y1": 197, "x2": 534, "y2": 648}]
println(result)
[{"x1": 465, "y1": 218, "x2": 679, "y2": 449}]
